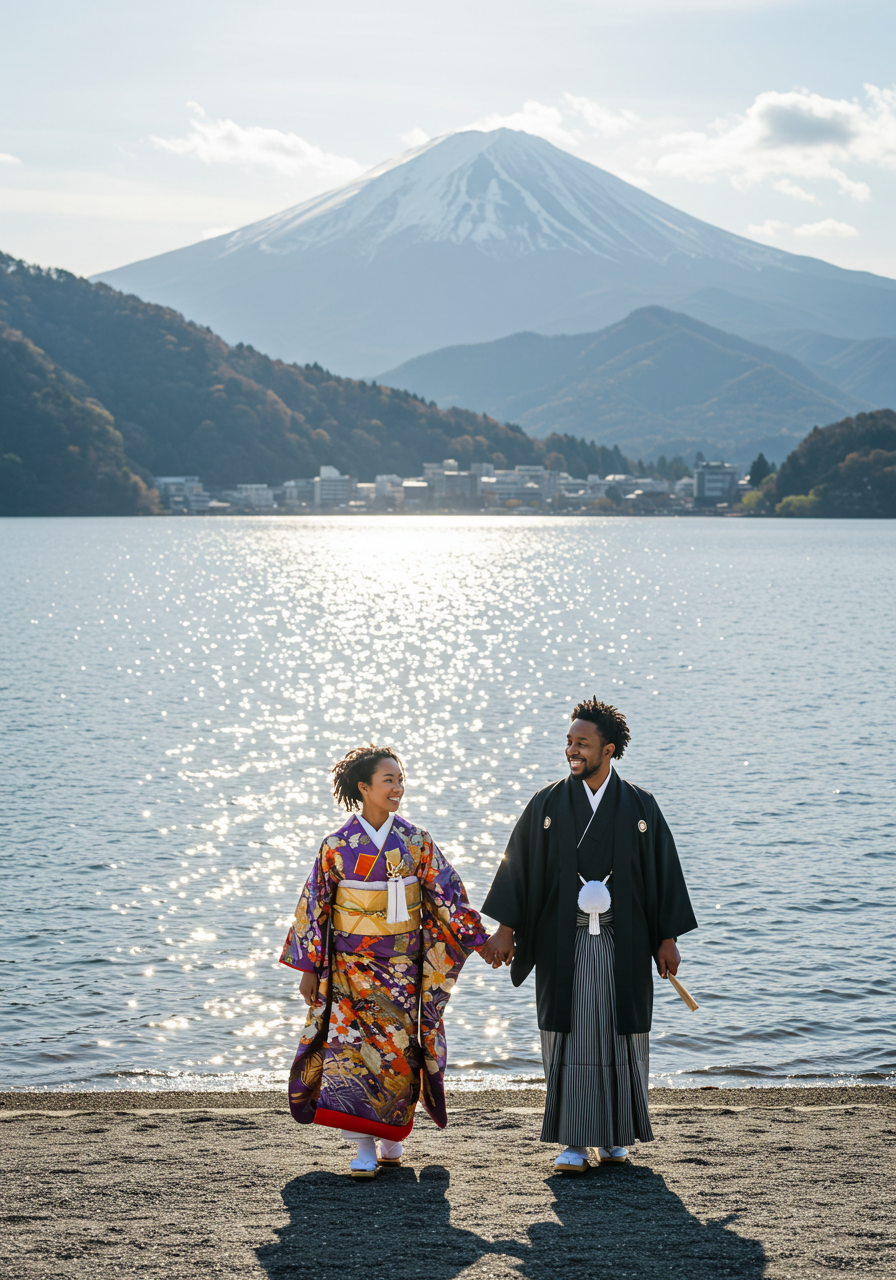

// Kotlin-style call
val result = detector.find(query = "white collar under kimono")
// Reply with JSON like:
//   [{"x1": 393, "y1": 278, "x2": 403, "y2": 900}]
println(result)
[
  {"x1": 583, "y1": 767, "x2": 613, "y2": 812},
  {"x1": 357, "y1": 812, "x2": 395, "y2": 847},
  {"x1": 354, "y1": 812, "x2": 409, "y2": 924}
]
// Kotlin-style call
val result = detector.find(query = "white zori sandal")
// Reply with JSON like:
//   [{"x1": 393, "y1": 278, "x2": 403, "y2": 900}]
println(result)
[
  {"x1": 376, "y1": 1138, "x2": 403, "y2": 1166},
  {"x1": 554, "y1": 1147, "x2": 590, "y2": 1174},
  {"x1": 598, "y1": 1146, "x2": 628, "y2": 1164}
]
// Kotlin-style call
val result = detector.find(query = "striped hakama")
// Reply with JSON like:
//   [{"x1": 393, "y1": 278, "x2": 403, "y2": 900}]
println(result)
[{"x1": 540, "y1": 907, "x2": 654, "y2": 1148}]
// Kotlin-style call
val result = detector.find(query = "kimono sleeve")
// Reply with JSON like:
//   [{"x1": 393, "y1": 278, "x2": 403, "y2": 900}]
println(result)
[
  {"x1": 481, "y1": 797, "x2": 535, "y2": 931},
  {"x1": 652, "y1": 802, "x2": 698, "y2": 945},
  {"x1": 279, "y1": 838, "x2": 338, "y2": 973},
  {"x1": 418, "y1": 831, "x2": 488, "y2": 954}
]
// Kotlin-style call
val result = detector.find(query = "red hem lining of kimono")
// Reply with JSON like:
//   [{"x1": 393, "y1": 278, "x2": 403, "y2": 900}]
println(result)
[{"x1": 314, "y1": 1107, "x2": 415, "y2": 1141}]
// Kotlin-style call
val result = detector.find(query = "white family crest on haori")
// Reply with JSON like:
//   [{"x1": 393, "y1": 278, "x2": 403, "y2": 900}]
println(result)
[{"x1": 577, "y1": 874, "x2": 612, "y2": 935}]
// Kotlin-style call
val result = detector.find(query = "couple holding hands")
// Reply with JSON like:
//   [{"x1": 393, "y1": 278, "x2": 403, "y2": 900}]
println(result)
[{"x1": 280, "y1": 697, "x2": 696, "y2": 1177}]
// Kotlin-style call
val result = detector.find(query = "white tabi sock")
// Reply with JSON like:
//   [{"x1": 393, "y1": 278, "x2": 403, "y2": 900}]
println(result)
[
  {"x1": 377, "y1": 1138, "x2": 403, "y2": 1161},
  {"x1": 555, "y1": 1145, "x2": 588, "y2": 1165},
  {"x1": 343, "y1": 1131, "x2": 377, "y2": 1171}
]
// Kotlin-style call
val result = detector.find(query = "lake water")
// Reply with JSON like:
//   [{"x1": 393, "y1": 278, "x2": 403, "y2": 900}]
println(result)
[{"x1": 3, "y1": 516, "x2": 894, "y2": 1093}]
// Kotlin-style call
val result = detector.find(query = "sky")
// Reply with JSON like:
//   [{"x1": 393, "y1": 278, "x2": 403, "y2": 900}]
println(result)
[{"x1": 2, "y1": 0, "x2": 896, "y2": 280}]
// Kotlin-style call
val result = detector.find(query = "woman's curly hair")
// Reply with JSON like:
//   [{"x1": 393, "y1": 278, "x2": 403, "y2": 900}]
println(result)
[
  {"x1": 331, "y1": 744, "x2": 404, "y2": 811},
  {"x1": 570, "y1": 698, "x2": 631, "y2": 759}
]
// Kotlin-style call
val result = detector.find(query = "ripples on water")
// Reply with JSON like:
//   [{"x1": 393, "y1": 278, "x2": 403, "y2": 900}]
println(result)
[{"x1": 2, "y1": 516, "x2": 894, "y2": 1092}]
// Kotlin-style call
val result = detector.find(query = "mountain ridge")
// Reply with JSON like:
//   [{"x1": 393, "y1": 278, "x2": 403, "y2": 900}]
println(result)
[
  {"x1": 760, "y1": 330, "x2": 896, "y2": 409},
  {"x1": 380, "y1": 307, "x2": 870, "y2": 464},
  {"x1": 93, "y1": 129, "x2": 896, "y2": 375}
]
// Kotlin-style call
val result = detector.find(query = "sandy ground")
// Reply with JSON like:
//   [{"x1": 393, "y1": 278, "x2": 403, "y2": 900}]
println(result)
[{"x1": 1, "y1": 1086, "x2": 893, "y2": 1279}]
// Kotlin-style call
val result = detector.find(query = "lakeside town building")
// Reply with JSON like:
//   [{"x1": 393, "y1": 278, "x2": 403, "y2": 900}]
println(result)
[
  {"x1": 228, "y1": 483, "x2": 275, "y2": 509},
  {"x1": 153, "y1": 476, "x2": 211, "y2": 512},
  {"x1": 314, "y1": 466, "x2": 354, "y2": 507},
  {"x1": 156, "y1": 459, "x2": 741, "y2": 514},
  {"x1": 694, "y1": 461, "x2": 739, "y2": 506}
]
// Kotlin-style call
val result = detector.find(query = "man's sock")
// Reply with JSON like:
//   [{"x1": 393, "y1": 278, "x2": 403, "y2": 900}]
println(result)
[{"x1": 556, "y1": 1145, "x2": 588, "y2": 1163}]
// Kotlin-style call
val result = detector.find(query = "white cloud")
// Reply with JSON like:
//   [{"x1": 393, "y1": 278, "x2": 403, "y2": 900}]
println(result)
[
  {"x1": 466, "y1": 100, "x2": 582, "y2": 148},
  {"x1": 745, "y1": 217, "x2": 859, "y2": 242},
  {"x1": 652, "y1": 85, "x2": 896, "y2": 200},
  {"x1": 200, "y1": 226, "x2": 237, "y2": 240},
  {"x1": 772, "y1": 179, "x2": 817, "y2": 203},
  {"x1": 151, "y1": 105, "x2": 365, "y2": 186},
  {"x1": 795, "y1": 218, "x2": 859, "y2": 238},
  {"x1": 464, "y1": 94, "x2": 642, "y2": 150},
  {"x1": 747, "y1": 219, "x2": 789, "y2": 239},
  {"x1": 399, "y1": 127, "x2": 430, "y2": 149},
  {"x1": 0, "y1": 153, "x2": 21, "y2": 166},
  {"x1": 563, "y1": 94, "x2": 639, "y2": 138}
]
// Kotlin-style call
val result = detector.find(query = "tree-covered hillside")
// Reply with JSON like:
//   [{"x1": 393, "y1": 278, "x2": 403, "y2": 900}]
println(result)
[
  {"x1": 0, "y1": 324, "x2": 156, "y2": 516},
  {"x1": 0, "y1": 254, "x2": 631, "y2": 497},
  {"x1": 773, "y1": 410, "x2": 896, "y2": 517}
]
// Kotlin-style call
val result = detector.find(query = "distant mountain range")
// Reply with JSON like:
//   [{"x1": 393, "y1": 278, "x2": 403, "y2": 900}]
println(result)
[
  {"x1": 0, "y1": 252, "x2": 629, "y2": 515},
  {"x1": 760, "y1": 330, "x2": 896, "y2": 410},
  {"x1": 93, "y1": 129, "x2": 896, "y2": 377},
  {"x1": 381, "y1": 307, "x2": 873, "y2": 464}
]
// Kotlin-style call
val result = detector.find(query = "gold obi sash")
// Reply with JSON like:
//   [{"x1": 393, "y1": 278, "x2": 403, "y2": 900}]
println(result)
[{"x1": 332, "y1": 877, "x2": 422, "y2": 936}]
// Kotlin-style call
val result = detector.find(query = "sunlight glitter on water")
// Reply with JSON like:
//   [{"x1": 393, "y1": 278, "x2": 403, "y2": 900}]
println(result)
[{"x1": 3, "y1": 516, "x2": 895, "y2": 1091}]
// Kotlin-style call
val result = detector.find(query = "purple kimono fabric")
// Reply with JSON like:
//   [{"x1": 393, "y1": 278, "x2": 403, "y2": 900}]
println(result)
[{"x1": 280, "y1": 813, "x2": 487, "y2": 1137}]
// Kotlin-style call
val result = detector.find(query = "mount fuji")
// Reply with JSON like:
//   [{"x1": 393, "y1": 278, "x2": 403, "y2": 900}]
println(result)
[{"x1": 94, "y1": 129, "x2": 896, "y2": 377}]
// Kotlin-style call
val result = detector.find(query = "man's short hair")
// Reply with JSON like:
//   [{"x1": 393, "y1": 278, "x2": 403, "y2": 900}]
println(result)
[{"x1": 570, "y1": 699, "x2": 631, "y2": 759}]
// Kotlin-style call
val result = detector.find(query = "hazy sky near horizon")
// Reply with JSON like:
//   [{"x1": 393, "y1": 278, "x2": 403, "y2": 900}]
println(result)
[{"x1": 3, "y1": 0, "x2": 896, "y2": 281}]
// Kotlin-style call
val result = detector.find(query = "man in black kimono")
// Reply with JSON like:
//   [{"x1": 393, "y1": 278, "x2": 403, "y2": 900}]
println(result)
[{"x1": 482, "y1": 698, "x2": 696, "y2": 1172}]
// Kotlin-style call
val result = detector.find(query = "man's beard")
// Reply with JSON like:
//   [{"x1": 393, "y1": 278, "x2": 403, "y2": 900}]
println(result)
[{"x1": 569, "y1": 758, "x2": 602, "y2": 780}]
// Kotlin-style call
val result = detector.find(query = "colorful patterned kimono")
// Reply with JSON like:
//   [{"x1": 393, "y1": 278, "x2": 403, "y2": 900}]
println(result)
[{"x1": 280, "y1": 813, "x2": 487, "y2": 1141}]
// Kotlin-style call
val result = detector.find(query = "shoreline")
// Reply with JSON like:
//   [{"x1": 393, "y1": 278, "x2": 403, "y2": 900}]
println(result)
[{"x1": 3, "y1": 1083, "x2": 893, "y2": 1112}]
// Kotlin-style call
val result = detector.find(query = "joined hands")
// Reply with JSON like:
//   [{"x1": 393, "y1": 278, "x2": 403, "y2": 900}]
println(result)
[{"x1": 480, "y1": 924, "x2": 515, "y2": 969}]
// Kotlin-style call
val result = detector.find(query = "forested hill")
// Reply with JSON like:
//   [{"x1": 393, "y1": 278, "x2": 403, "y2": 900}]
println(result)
[
  {"x1": 772, "y1": 409, "x2": 896, "y2": 516},
  {"x1": 0, "y1": 254, "x2": 631, "y2": 506},
  {"x1": 0, "y1": 323, "x2": 156, "y2": 516}
]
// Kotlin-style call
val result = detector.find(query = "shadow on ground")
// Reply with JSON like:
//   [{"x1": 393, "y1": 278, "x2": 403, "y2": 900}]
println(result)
[{"x1": 257, "y1": 1162, "x2": 766, "y2": 1279}]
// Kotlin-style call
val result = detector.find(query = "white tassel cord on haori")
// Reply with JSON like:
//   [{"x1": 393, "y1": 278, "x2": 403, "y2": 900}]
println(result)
[{"x1": 577, "y1": 874, "x2": 611, "y2": 935}]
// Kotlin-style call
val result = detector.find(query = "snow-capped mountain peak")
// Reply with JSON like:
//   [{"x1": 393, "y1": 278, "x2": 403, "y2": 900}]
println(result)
[
  {"x1": 94, "y1": 127, "x2": 896, "y2": 374},
  {"x1": 222, "y1": 128, "x2": 779, "y2": 268}
]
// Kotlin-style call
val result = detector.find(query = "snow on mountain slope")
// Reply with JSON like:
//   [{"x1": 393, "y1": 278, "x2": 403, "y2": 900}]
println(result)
[
  {"x1": 94, "y1": 129, "x2": 896, "y2": 375},
  {"x1": 221, "y1": 128, "x2": 779, "y2": 268}
]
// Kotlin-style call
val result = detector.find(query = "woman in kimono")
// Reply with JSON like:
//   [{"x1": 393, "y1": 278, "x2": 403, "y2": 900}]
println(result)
[{"x1": 280, "y1": 743, "x2": 492, "y2": 1178}]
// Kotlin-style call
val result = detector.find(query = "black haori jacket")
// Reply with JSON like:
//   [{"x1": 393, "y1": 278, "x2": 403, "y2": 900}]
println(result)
[{"x1": 481, "y1": 771, "x2": 697, "y2": 1035}]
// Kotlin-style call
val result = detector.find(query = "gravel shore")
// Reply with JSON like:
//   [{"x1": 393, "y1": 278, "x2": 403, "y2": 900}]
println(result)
[{"x1": 2, "y1": 1086, "x2": 893, "y2": 1279}]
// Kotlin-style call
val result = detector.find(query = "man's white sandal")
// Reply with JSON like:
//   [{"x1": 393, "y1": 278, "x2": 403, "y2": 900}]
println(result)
[
  {"x1": 349, "y1": 1154, "x2": 379, "y2": 1179},
  {"x1": 598, "y1": 1146, "x2": 628, "y2": 1164},
  {"x1": 554, "y1": 1150, "x2": 589, "y2": 1175}
]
